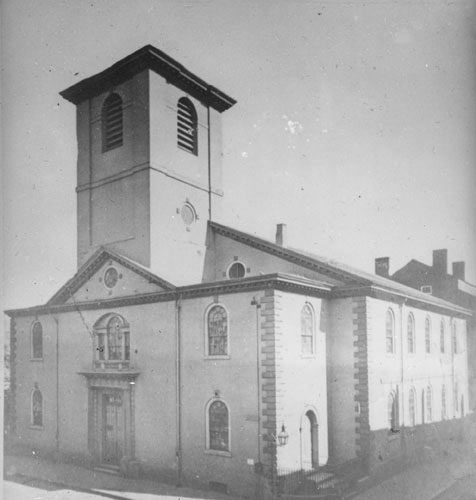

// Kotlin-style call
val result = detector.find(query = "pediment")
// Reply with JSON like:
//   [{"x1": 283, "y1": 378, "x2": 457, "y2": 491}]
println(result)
[{"x1": 48, "y1": 248, "x2": 174, "y2": 305}]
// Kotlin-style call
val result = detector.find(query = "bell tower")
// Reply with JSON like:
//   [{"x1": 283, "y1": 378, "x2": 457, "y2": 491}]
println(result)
[{"x1": 60, "y1": 45, "x2": 236, "y2": 285}]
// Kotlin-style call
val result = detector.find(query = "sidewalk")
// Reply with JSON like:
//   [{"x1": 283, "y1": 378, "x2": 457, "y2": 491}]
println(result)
[
  {"x1": 4, "y1": 449, "x2": 476, "y2": 500},
  {"x1": 351, "y1": 449, "x2": 476, "y2": 500},
  {"x1": 4, "y1": 452, "x2": 237, "y2": 500}
]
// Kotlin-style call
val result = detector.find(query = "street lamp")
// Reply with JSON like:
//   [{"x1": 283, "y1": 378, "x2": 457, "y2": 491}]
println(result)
[{"x1": 275, "y1": 424, "x2": 289, "y2": 447}]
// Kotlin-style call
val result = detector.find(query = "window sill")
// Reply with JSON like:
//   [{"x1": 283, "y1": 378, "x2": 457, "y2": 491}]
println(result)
[
  {"x1": 30, "y1": 425, "x2": 44, "y2": 431},
  {"x1": 204, "y1": 449, "x2": 232, "y2": 458},
  {"x1": 30, "y1": 358, "x2": 44, "y2": 362},
  {"x1": 204, "y1": 355, "x2": 230, "y2": 361}
]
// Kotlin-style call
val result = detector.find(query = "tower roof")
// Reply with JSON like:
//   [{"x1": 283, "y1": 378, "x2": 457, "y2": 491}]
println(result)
[{"x1": 60, "y1": 44, "x2": 236, "y2": 112}]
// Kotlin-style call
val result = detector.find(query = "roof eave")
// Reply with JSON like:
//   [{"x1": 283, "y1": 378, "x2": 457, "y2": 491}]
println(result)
[{"x1": 60, "y1": 45, "x2": 236, "y2": 112}]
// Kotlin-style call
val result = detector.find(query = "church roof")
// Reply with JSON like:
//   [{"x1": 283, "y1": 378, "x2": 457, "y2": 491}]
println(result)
[
  {"x1": 208, "y1": 221, "x2": 472, "y2": 315},
  {"x1": 60, "y1": 44, "x2": 236, "y2": 112}
]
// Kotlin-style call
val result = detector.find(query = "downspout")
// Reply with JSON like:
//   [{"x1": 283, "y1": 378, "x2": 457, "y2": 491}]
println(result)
[
  {"x1": 399, "y1": 301, "x2": 406, "y2": 427},
  {"x1": 251, "y1": 297, "x2": 262, "y2": 465},
  {"x1": 207, "y1": 105, "x2": 212, "y2": 220},
  {"x1": 175, "y1": 294, "x2": 183, "y2": 486},
  {"x1": 54, "y1": 316, "x2": 60, "y2": 458}
]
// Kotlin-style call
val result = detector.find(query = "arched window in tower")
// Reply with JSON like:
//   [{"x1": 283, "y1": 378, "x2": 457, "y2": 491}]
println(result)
[
  {"x1": 425, "y1": 316, "x2": 431, "y2": 354},
  {"x1": 102, "y1": 93, "x2": 123, "y2": 151},
  {"x1": 31, "y1": 386, "x2": 43, "y2": 427},
  {"x1": 207, "y1": 399, "x2": 229, "y2": 452},
  {"x1": 386, "y1": 309, "x2": 395, "y2": 354},
  {"x1": 301, "y1": 304, "x2": 315, "y2": 355},
  {"x1": 31, "y1": 320, "x2": 43, "y2": 360},
  {"x1": 94, "y1": 313, "x2": 130, "y2": 365},
  {"x1": 177, "y1": 97, "x2": 198, "y2": 155},
  {"x1": 206, "y1": 305, "x2": 228, "y2": 356},
  {"x1": 407, "y1": 313, "x2": 415, "y2": 354},
  {"x1": 440, "y1": 319, "x2": 445, "y2": 354}
]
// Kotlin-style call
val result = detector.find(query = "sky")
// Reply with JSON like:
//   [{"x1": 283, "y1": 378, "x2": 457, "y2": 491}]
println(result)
[{"x1": 2, "y1": 0, "x2": 476, "y2": 310}]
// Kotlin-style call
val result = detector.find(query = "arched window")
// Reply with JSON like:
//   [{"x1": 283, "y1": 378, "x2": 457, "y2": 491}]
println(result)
[
  {"x1": 425, "y1": 316, "x2": 431, "y2": 354},
  {"x1": 177, "y1": 97, "x2": 198, "y2": 155},
  {"x1": 31, "y1": 387, "x2": 43, "y2": 427},
  {"x1": 426, "y1": 386, "x2": 432, "y2": 423},
  {"x1": 421, "y1": 389, "x2": 425, "y2": 424},
  {"x1": 408, "y1": 388, "x2": 416, "y2": 427},
  {"x1": 451, "y1": 322, "x2": 458, "y2": 354},
  {"x1": 454, "y1": 381, "x2": 459, "y2": 414},
  {"x1": 441, "y1": 384, "x2": 447, "y2": 419},
  {"x1": 386, "y1": 309, "x2": 395, "y2": 354},
  {"x1": 440, "y1": 319, "x2": 445, "y2": 354},
  {"x1": 207, "y1": 305, "x2": 228, "y2": 356},
  {"x1": 208, "y1": 400, "x2": 229, "y2": 452},
  {"x1": 407, "y1": 314, "x2": 415, "y2": 354},
  {"x1": 102, "y1": 93, "x2": 123, "y2": 151},
  {"x1": 31, "y1": 321, "x2": 43, "y2": 359},
  {"x1": 388, "y1": 391, "x2": 399, "y2": 432},
  {"x1": 301, "y1": 304, "x2": 314, "y2": 355},
  {"x1": 94, "y1": 314, "x2": 130, "y2": 364}
]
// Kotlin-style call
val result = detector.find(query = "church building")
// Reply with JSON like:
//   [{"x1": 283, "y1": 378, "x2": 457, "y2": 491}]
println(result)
[{"x1": 6, "y1": 45, "x2": 472, "y2": 497}]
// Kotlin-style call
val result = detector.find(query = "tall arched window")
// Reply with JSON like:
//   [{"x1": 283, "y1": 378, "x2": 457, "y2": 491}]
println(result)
[
  {"x1": 31, "y1": 321, "x2": 43, "y2": 359},
  {"x1": 31, "y1": 387, "x2": 43, "y2": 427},
  {"x1": 454, "y1": 381, "x2": 459, "y2": 414},
  {"x1": 408, "y1": 388, "x2": 416, "y2": 427},
  {"x1": 426, "y1": 386, "x2": 432, "y2": 423},
  {"x1": 386, "y1": 309, "x2": 395, "y2": 354},
  {"x1": 441, "y1": 384, "x2": 447, "y2": 419},
  {"x1": 388, "y1": 392, "x2": 399, "y2": 432},
  {"x1": 407, "y1": 314, "x2": 415, "y2": 354},
  {"x1": 208, "y1": 400, "x2": 229, "y2": 452},
  {"x1": 94, "y1": 313, "x2": 130, "y2": 364},
  {"x1": 425, "y1": 316, "x2": 431, "y2": 354},
  {"x1": 301, "y1": 304, "x2": 314, "y2": 355},
  {"x1": 451, "y1": 322, "x2": 458, "y2": 354},
  {"x1": 102, "y1": 93, "x2": 123, "y2": 151},
  {"x1": 177, "y1": 97, "x2": 198, "y2": 155},
  {"x1": 207, "y1": 305, "x2": 228, "y2": 356},
  {"x1": 440, "y1": 319, "x2": 445, "y2": 354}
]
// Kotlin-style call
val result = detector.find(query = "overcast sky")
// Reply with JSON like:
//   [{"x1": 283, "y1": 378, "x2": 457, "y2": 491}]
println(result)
[{"x1": 2, "y1": 0, "x2": 476, "y2": 310}]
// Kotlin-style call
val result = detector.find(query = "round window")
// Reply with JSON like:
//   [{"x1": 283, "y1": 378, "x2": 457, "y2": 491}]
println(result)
[
  {"x1": 104, "y1": 267, "x2": 119, "y2": 289},
  {"x1": 181, "y1": 203, "x2": 196, "y2": 226},
  {"x1": 228, "y1": 262, "x2": 246, "y2": 279}
]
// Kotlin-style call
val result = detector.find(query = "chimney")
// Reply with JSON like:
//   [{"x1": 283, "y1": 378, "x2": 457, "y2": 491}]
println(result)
[
  {"x1": 275, "y1": 223, "x2": 287, "y2": 246},
  {"x1": 433, "y1": 249, "x2": 448, "y2": 275},
  {"x1": 375, "y1": 257, "x2": 390, "y2": 278},
  {"x1": 452, "y1": 261, "x2": 465, "y2": 280}
]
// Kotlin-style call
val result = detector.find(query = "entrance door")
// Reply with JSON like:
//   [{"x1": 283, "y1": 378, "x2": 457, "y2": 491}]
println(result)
[
  {"x1": 101, "y1": 392, "x2": 124, "y2": 466},
  {"x1": 301, "y1": 410, "x2": 319, "y2": 470}
]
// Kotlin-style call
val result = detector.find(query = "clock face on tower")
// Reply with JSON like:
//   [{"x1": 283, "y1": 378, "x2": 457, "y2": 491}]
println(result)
[
  {"x1": 181, "y1": 203, "x2": 197, "y2": 226},
  {"x1": 104, "y1": 267, "x2": 119, "y2": 289}
]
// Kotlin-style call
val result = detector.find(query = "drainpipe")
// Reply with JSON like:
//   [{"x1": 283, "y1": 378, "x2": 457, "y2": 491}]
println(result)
[
  {"x1": 175, "y1": 294, "x2": 183, "y2": 486},
  {"x1": 54, "y1": 316, "x2": 60, "y2": 458},
  {"x1": 251, "y1": 297, "x2": 262, "y2": 465},
  {"x1": 207, "y1": 105, "x2": 212, "y2": 220},
  {"x1": 399, "y1": 301, "x2": 406, "y2": 427}
]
